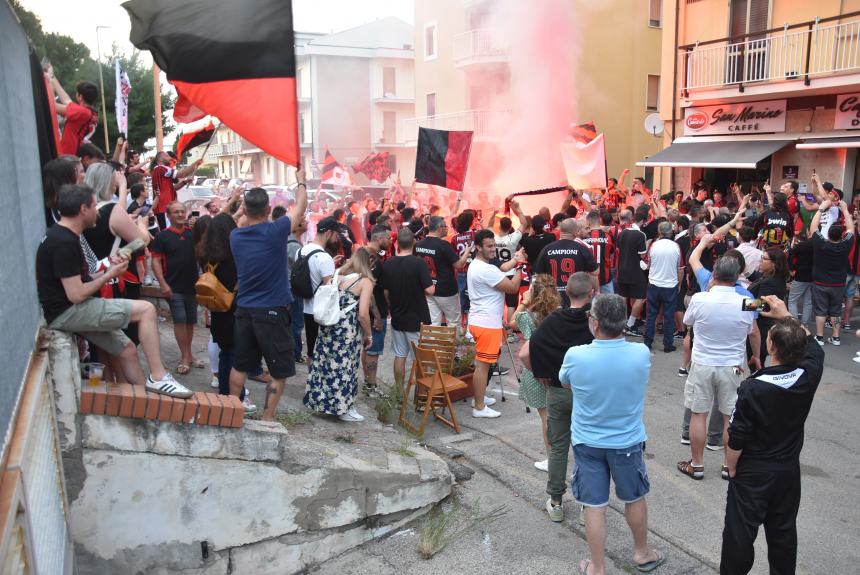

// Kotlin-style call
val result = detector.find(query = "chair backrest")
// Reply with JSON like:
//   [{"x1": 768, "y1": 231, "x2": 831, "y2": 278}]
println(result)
[
  {"x1": 418, "y1": 324, "x2": 457, "y2": 374},
  {"x1": 411, "y1": 342, "x2": 446, "y2": 383}
]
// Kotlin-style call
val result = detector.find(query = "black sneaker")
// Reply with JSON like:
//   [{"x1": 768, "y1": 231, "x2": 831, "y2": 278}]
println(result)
[
  {"x1": 491, "y1": 366, "x2": 510, "y2": 377},
  {"x1": 664, "y1": 345, "x2": 677, "y2": 353},
  {"x1": 825, "y1": 319, "x2": 833, "y2": 329},
  {"x1": 673, "y1": 330, "x2": 686, "y2": 340},
  {"x1": 623, "y1": 326, "x2": 644, "y2": 337},
  {"x1": 678, "y1": 367, "x2": 689, "y2": 377},
  {"x1": 842, "y1": 323, "x2": 853, "y2": 331}
]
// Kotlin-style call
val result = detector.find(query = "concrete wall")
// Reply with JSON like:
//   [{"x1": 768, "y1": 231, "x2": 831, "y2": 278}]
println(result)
[
  {"x1": 315, "y1": 55, "x2": 372, "y2": 164},
  {"x1": 46, "y1": 330, "x2": 452, "y2": 575},
  {"x1": 0, "y1": 0, "x2": 48, "y2": 457},
  {"x1": 414, "y1": 0, "x2": 468, "y2": 118}
]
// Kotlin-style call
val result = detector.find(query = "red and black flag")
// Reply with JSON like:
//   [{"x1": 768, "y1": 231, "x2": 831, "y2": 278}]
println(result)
[
  {"x1": 123, "y1": 0, "x2": 300, "y2": 166},
  {"x1": 414, "y1": 128, "x2": 473, "y2": 191},
  {"x1": 352, "y1": 152, "x2": 391, "y2": 182},
  {"x1": 175, "y1": 121, "x2": 216, "y2": 159},
  {"x1": 320, "y1": 148, "x2": 340, "y2": 181},
  {"x1": 569, "y1": 121, "x2": 597, "y2": 144}
]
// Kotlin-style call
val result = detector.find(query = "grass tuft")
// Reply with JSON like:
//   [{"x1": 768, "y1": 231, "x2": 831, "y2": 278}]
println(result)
[
  {"x1": 417, "y1": 496, "x2": 508, "y2": 559},
  {"x1": 334, "y1": 433, "x2": 355, "y2": 444}
]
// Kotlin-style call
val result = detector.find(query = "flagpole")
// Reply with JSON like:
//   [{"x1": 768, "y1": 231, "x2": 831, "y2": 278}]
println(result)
[
  {"x1": 153, "y1": 64, "x2": 164, "y2": 152},
  {"x1": 95, "y1": 26, "x2": 110, "y2": 152},
  {"x1": 191, "y1": 122, "x2": 220, "y2": 174}
]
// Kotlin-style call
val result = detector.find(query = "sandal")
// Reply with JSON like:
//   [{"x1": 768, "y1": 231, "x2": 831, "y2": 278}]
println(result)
[
  {"x1": 249, "y1": 370, "x2": 273, "y2": 383},
  {"x1": 176, "y1": 364, "x2": 190, "y2": 375},
  {"x1": 190, "y1": 358, "x2": 206, "y2": 369},
  {"x1": 676, "y1": 460, "x2": 704, "y2": 480},
  {"x1": 578, "y1": 559, "x2": 592, "y2": 574},
  {"x1": 635, "y1": 549, "x2": 666, "y2": 572},
  {"x1": 721, "y1": 465, "x2": 730, "y2": 480}
]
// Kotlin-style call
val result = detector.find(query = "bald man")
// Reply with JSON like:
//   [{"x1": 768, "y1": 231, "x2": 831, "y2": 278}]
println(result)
[{"x1": 534, "y1": 218, "x2": 599, "y2": 307}]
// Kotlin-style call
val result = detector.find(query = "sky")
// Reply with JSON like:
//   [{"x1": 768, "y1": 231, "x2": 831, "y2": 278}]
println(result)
[{"x1": 19, "y1": 0, "x2": 414, "y2": 58}]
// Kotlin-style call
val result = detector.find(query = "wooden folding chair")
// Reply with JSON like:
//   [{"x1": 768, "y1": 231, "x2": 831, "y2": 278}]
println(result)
[
  {"x1": 399, "y1": 342, "x2": 468, "y2": 435},
  {"x1": 412, "y1": 324, "x2": 457, "y2": 409}
]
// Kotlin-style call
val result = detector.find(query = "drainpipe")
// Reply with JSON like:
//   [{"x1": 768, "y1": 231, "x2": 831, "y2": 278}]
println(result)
[{"x1": 671, "y1": 0, "x2": 680, "y2": 193}]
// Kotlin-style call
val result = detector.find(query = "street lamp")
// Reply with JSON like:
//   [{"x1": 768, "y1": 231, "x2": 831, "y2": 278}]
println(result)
[{"x1": 95, "y1": 25, "x2": 111, "y2": 153}]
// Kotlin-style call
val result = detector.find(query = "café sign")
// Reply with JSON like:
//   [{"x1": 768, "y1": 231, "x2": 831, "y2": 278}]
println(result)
[
  {"x1": 683, "y1": 99, "x2": 787, "y2": 136},
  {"x1": 835, "y1": 93, "x2": 860, "y2": 129}
]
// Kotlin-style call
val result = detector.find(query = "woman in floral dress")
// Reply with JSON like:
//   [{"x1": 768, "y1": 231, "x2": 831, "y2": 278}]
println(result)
[
  {"x1": 510, "y1": 274, "x2": 561, "y2": 471},
  {"x1": 304, "y1": 249, "x2": 375, "y2": 422}
]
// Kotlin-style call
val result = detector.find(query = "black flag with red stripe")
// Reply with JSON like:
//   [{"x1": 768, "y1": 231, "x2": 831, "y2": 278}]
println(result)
[
  {"x1": 175, "y1": 122, "x2": 215, "y2": 159},
  {"x1": 123, "y1": 0, "x2": 299, "y2": 166},
  {"x1": 415, "y1": 127, "x2": 473, "y2": 191}
]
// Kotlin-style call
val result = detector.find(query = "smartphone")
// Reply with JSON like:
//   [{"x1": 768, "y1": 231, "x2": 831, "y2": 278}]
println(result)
[
  {"x1": 741, "y1": 298, "x2": 770, "y2": 312},
  {"x1": 138, "y1": 204, "x2": 152, "y2": 217},
  {"x1": 191, "y1": 210, "x2": 200, "y2": 218}
]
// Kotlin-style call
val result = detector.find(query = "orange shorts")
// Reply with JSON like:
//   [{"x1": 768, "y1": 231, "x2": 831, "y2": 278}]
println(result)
[{"x1": 468, "y1": 325, "x2": 503, "y2": 364}]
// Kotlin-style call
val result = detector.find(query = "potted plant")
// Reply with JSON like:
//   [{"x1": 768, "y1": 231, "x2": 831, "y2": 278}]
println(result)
[{"x1": 449, "y1": 334, "x2": 476, "y2": 401}]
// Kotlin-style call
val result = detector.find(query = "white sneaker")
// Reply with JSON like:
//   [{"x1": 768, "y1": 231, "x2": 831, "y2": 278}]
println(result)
[
  {"x1": 339, "y1": 407, "x2": 365, "y2": 422},
  {"x1": 143, "y1": 275, "x2": 154, "y2": 286},
  {"x1": 472, "y1": 406, "x2": 501, "y2": 418},
  {"x1": 242, "y1": 395, "x2": 257, "y2": 414},
  {"x1": 471, "y1": 397, "x2": 496, "y2": 407},
  {"x1": 210, "y1": 376, "x2": 219, "y2": 389},
  {"x1": 146, "y1": 372, "x2": 193, "y2": 399},
  {"x1": 853, "y1": 356, "x2": 860, "y2": 364},
  {"x1": 534, "y1": 459, "x2": 548, "y2": 472},
  {"x1": 828, "y1": 336, "x2": 841, "y2": 346}
]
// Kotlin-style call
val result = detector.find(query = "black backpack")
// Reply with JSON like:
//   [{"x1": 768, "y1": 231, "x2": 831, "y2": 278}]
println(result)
[{"x1": 290, "y1": 247, "x2": 324, "y2": 299}]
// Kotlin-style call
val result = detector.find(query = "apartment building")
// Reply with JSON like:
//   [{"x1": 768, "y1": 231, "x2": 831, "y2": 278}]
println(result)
[
  {"x1": 407, "y1": 0, "x2": 663, "y2": 191},
  {"x1": 206, "y1": 19, "x2": 416, "y2": 185},
  {"x1": 645, "y1": 0, "x2": 860, "y2": 197}
]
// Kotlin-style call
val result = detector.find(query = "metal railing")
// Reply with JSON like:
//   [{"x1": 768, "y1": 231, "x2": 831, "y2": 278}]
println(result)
[
  {"x1": 453, "y1": 29, "x2": 508, "y2": 65},
  {"x1": 403, "y1": 109, "x2": 511, "y2": 142},
  {"x1": 681, "y1": 11, "x2": 860, "y2": 93},
  {"x1": 206, "y1": 141, "x2": 241, "y2": 158}
]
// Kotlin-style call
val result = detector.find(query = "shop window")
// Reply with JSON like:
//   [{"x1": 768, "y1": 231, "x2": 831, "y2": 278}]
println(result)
[
  {"x1": 646, "y1": 74, "x2": 660, "y2": 111},
  {"x1": 649, "y1": 0, "x2": 662, "y2": 27}
]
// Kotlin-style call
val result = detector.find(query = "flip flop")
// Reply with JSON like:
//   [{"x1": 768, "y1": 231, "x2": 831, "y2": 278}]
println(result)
[
  {"x1": 635, "y1": 549, "x2": 666, "y2": 573},
  {"x1": 578, "y1": 559, "x2": 591, "y2": 574},
  {"x1": 176, "y1": 364, "x2": 190, "y2": 375}
]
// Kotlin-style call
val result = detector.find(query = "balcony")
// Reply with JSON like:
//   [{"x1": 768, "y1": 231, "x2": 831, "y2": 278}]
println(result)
[
  {"x1": 206, "y1": 141, "x2": 241, "y2": 158},
  {"x1": 403, "y1": 109, "x2": 511, "y2": 142},
  {"x1": 681, "y1": 12, "x2": 860, "y2": 100},
  {"x1": 453, "y1": 29, "x2": 508, "y2": 68}
]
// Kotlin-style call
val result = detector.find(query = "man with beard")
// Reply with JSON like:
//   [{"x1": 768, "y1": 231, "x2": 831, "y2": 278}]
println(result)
[{"x1": 297, "y1": 217, "x2": 341, "y2": 357}]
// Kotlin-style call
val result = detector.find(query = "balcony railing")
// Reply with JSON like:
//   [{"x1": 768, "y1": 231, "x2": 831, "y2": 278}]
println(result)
[
  {"x1": 403, "y1": 109, "x2": 511, "y2": 142},
  {"x1": 681, "y1": 11, "x2": 860, "y2": 94},
  {"x1": 206, "y1": 141, "x2": 241, "y2": 158},
  {"x1": 453, "y1": 29, "x2": 508, "y2": 66}
]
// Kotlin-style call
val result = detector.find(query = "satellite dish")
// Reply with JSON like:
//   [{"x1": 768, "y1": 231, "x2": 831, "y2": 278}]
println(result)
[{"x1": 644, "y1": 113, "x2": 664, "y2": 136}]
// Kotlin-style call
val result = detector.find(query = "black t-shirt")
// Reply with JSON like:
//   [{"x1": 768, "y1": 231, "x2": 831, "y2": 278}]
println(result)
[
  {"x1": 370, "y1": 250, "x2": 389, "y2": 319},
  {"x1": 534, "y1": 239, "x2": 597, "y2": 306},
  {"x1": 382, "y1": 255, "x2": 432, "y2": 332},
  {"x1": 521, "y1": 232, "x2": 556, "y2": 267},
  {"x1": 150, "y1": 227, "x2": 199, "y2": 293},
  {"x1": 675, "y1": 233, "x2": 691, "y2": 294},
  {"x1": 789, "y1": 240, "x2": 814, "y2": 283},
  {"x1": 755, "y1": 209, "x2": 793, "y2": 247},
  {"x1": 616, "y1": 227, "x2": 648, "y2": 284},
  {"x1": 643, "y1": 217, "x2": 665, "y2": 241},
  {"x1": 415, "y1": 236, "x2": 460, "y2": 297},
  {"x1": 37, "y1": 225, "x2": 91, "y2": 323},
  {"x1": 529, "y1": 306, "x2": 594, "y2": 388},
  {"x1": 204, "y1": 257, "x2": 237, "y2": 347},
  {"x1": 811, "y1": 232, "x2": 853, "y2": 286}
]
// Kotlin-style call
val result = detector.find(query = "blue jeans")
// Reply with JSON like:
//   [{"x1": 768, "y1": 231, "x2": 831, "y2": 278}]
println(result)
[
  {"x1": 289, "y1": 299, "x2": 304, "y2": 359},
  {"x1": 456, "y1": 272, "x2": 470, "y2": 313},
  {"x1": 644, "y1": 284, "x2": 677, "y2": 349},
  {"x1": 217, "y1": 345, "x2": 245, "y2": 401}
]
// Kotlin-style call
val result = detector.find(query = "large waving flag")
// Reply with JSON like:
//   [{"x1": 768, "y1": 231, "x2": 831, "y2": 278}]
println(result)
[
  {"x1": 319, "y1": 149, "x2": 352, "y2": 185},
  {"x1": 115, "y1": 60, "x2": 131, "y2": 137},
  {"x1": 569, "y1": 121, "x2": 597, "y2": 144},
  {"x1": 415, "y1": 127, "x2": 473, "y2": 191},
  {"x1": 560, "y1": 133, "x2": 607, "y2": 190},
  {"x1": 123, "y1": 0, "x2": 300, "y2": 166},
  {"x1": 352, "y1": 152, "x2": 391, "y2": 182}
]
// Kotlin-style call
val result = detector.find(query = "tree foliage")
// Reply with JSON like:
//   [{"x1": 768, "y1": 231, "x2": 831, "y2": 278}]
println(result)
[{"x1": 11, "y1": 0, "x2": 175, "y2": 153}]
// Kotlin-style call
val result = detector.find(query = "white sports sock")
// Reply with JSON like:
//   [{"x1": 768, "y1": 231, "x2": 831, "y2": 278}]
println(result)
[{"x1": 627, "y1": 315, "x2": 637, "y2": 328}]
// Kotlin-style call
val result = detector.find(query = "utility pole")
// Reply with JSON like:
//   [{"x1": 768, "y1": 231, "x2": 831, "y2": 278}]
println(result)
[
  {"x1": 153, "y1": 63, "x2": 164, "y2": 152},
  {"x1": 95, "y1": 26, "x2": 110, "y2": 153}
]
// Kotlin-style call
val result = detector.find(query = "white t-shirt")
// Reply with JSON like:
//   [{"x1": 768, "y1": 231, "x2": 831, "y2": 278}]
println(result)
[
  {"x1": 466, "y1": 258, "x2": 507, "y2": 329},
  {"x1": 819, "y1": 205, "x2": 840, "y2": 237},
  {"x1": 299, "y1": 242, "x2": 335, "y2": 312},
  {"x1": 494, "y1": 230, "x2": 522, "y2": 277},
  {"x1": 648, "y1": 238, "x2": 681, "y2": 288},
  {"x1": 683, "y1": 286, "x2": 755, "y2": 366}
]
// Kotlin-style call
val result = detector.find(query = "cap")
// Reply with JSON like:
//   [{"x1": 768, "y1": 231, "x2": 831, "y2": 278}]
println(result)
[{"x1": 317, "y1": 217, "x2": 338, "y2": 234}]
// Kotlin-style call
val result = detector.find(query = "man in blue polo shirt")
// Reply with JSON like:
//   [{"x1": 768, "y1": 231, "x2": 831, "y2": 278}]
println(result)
[
  {"x1": 560, "y1": 294, "x2": 665, "y2": 575},
  {"x1": 228, "y1": 171, "x2": 308, "y2": 420}
]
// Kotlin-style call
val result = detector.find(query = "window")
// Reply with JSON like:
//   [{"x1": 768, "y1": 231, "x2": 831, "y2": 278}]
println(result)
[
  {"x1": 266, "y1": 157, "x2": 272, "y2": 175},
  {"x1": 649, "y1": 0, "x2": 662, "y2": 27},
  {"x1": 424, "y1": 23, "x2": 437, "y2": 60},
  {"x1": 386, "y1": 154, "x2": 397, "y2": 174},
  {"x1": 646, "y1": 74, "x2": 660, "y2": 111},
  {"x1": 383, "y1": 111, "x2": 397, "y2": 143},
  {"x1": 427, "y1": 93, "x2": 436, "y2": 117},
  {"x1": 383, "y1": 67, "x2": 396, "y2": 96}
]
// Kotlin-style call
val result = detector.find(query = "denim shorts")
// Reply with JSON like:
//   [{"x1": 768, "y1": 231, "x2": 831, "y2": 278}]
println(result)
[
  {"x1": 846, "y1": 274, "x2": 859, "y2": 299},
  {"x1": 367, "y1": 320, "x2": 387, "y2": 356},
  {"x1": 571, "y1": 442, "x2": 650, "y2": 507},
  {"x1": 168, "y1": 292, "x2": 198, "y2": 325}
]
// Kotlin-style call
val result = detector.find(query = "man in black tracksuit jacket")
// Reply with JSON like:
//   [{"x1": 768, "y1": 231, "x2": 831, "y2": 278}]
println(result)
[{"x1": 720, "y1": 296, "x2": 825, "y2": 575}]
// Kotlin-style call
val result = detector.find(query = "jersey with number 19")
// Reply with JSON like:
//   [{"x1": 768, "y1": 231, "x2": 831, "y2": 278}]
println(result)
[{"x1": 534, "y1": 238, "x2": 597, "y2": 306}]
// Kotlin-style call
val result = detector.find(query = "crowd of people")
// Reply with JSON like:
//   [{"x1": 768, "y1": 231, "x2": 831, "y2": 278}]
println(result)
[{"x1": 33, "y1": 70, "x2": 853, "y2": 575}]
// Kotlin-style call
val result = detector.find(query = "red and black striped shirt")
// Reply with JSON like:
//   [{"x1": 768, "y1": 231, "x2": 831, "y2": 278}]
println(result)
[{"x1": 581, "y1": 228, "x2": 615, "y2": 285}]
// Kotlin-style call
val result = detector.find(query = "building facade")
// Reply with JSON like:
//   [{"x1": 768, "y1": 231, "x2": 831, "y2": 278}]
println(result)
[
  {"x1": 647, "y1": 0, "x2": 860, "y2": 198},
  {"x1": 206, "y1": 20, "x2": 416, "y2": 186},
  {"x1": 407, "y1": 0, "x2": 663, "y2": 192}
]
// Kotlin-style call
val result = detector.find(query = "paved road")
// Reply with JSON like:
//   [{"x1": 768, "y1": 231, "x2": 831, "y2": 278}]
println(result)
[{"x1": 152, "y1": 305, "x2": 859, "y2": 574}]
